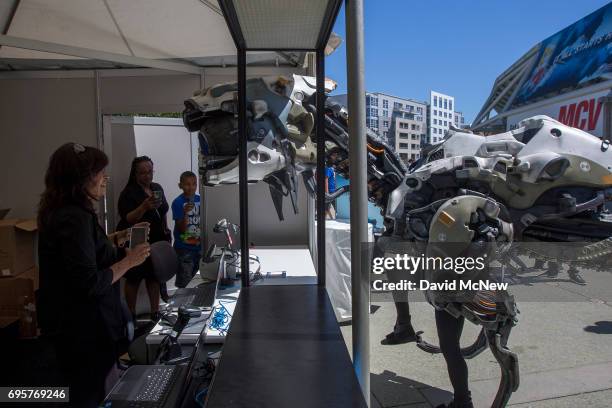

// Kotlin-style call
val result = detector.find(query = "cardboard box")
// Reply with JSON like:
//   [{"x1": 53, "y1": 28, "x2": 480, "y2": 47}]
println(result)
[
  {"x1": 0, "y1": 267, "x2": 38, "y2": 338},
  {"x1": 0, "y1": 268, "x2": 38, "y2": 309},
  {"x1": 0, "y1": 219, "x2": 37, "y2": 277}
]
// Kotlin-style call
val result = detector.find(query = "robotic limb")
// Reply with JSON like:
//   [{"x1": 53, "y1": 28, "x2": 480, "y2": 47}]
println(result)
[
  {"x1": 487, "y1": 320, "x2": 519, "y2": 408},
  {"x1": 415, "y1": 328, "x2": 488, "y2": 359}
]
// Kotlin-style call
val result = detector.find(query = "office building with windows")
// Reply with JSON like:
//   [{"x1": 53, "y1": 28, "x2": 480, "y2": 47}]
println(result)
[
  {"x1": 453, "y1": 111, "x2": 466, "y2": 129},
  {"x1": 387, "y1": 106, "x2": 425, "y2": 164},
  {"x1": 366, "y1": 92, "x2": 426, "y2": 144},
  {"x1": 427, "y1": 91, "x2": 455, "y2": 144}
]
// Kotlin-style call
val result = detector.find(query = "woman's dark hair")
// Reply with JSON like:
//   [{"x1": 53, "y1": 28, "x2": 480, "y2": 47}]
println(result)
[
  {"x1": 126, "y1": 156, "x2": 154, "y2": 188},
  {"x1": 38, "y1": 143, "x2": 109, "y2": 229}
]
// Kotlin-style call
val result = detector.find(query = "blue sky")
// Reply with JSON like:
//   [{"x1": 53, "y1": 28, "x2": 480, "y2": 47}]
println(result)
[{"x1": 326, "y1": 0, "x2": 611, "y2": 124}]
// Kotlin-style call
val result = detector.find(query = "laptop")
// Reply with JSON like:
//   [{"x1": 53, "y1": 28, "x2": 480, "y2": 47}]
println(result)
[
  {"x1": 166, "y1": 250, "x2": 226, "y2": 311},
  {"x1": 104, "y1": 332, "x2": 203, "y2": 408}
]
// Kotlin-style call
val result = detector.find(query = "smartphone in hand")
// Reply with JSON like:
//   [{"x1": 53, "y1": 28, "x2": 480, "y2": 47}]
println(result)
[
  {"x1": 129, "y1": 225, "x2": 149, "y2": 249},
  {"x1": 153, "y1": 190, "x2": 163, "y2": 207}
]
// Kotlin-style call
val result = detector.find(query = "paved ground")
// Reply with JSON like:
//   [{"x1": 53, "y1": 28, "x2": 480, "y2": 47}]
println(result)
[{"x1": 338, "y1": 267, "x2": 612, "y2": 407}]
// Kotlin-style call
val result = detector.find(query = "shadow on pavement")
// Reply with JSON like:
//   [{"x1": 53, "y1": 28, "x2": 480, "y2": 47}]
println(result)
[
  {"x1": 584, "y1": 320, "x2": 612, "y2": 334},
  {"x1": 371, "y1": 369, "x2": 453, "y2": 408}
]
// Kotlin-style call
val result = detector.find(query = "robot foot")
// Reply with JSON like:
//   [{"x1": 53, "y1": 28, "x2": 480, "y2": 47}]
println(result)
[
  {"x1": 415, "y1": 329, "x2": 489, "y2": 359},
  {"x1": 486, "y1": 330, "x2": 520, "y2": 408},
  {"x1": 415, "y1": 331, "x2": 442, "y2": 354}
]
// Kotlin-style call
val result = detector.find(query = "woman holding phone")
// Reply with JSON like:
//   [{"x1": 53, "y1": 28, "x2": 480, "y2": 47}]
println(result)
[
  {"x1": 38, "y1": 143, "x2": 150, "y2": 407},
  {"x1": 117, "y1": 156, "x2": 170, "y2": 319}
]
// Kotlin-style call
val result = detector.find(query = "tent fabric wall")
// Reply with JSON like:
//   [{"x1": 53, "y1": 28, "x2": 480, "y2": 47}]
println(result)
[{"x1": 0, "y1": 78, "x2": 97, "y2": 218}]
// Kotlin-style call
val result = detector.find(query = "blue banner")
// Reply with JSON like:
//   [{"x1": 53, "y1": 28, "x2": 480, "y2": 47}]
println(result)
[{"x1": 512, "y1": 3, "x2": 612, "y2": 107}]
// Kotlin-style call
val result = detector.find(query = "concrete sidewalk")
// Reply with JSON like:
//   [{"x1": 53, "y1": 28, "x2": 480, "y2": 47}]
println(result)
[{"x1": 339, "y1": 268, "x2": 612, "y2": 407}]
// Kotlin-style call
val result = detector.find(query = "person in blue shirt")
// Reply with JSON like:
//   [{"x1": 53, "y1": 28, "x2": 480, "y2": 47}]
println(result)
[
  {"x1": 325, "y1": 165, "x2": 336, "y2": 219},
  {"x1": 171, "y1": 171, "x2": 202, "y2": 287}
]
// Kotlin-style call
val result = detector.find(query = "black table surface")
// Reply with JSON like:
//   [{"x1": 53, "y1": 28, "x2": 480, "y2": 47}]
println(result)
[{"x1": 204, "y1": 284, "x2": 367, "y2": 408}]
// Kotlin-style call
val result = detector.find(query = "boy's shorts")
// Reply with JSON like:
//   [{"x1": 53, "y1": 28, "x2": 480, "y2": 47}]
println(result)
[{"x1": 174, "y1": 248, "x2": 202, "y2": 288}]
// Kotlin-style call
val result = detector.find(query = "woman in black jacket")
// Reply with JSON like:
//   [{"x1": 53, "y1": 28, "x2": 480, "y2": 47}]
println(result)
[
  {"x1": 38, "y1": 143, "x2": 150, "y2": 407},
  {"x1": 117, "y1": 156, "x2": 170, "y2": 319}
]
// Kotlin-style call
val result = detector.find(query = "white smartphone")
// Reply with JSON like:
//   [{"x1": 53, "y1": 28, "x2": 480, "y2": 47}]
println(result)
[{"x1": 129, "y1": 225, "x2": 149, "y2": 249}]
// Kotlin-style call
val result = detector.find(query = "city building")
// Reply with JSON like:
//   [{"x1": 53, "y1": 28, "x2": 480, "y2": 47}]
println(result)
[
  {"x1": 471, "y1": 3, "x2": 612, "y2": 137},
  {"x1": 366, "y1": 92, "x2": 426, "y2": 143},
  {"x1": 427, "y1": 91, "x2": 455, "y2": 144},
  {"x1": 453, "y1": 111, "x2": 466, "y2": 129},
  {"x1": 387, "y1": 106, "x2": 425, "y2": 163}
]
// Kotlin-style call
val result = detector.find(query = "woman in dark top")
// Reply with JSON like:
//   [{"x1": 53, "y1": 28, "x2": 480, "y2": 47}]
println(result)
[
  {"x1": 38, "y1": 143, "x2": 150, "y2": 407},
  {"x1": 117, "y1": 156, "x2": 170, "y2": 318}
]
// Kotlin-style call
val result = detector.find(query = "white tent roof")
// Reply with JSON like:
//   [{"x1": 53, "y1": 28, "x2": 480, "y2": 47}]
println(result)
[{"x1": 0, "y1": 0, "x2": 304, "y2": 71}]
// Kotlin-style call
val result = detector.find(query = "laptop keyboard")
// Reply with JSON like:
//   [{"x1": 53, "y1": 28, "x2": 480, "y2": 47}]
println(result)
[
  {"x1": 172, "y1": 283, "x2": 216, "y2": 308},
  {"x1": 131, "y1": 366, "x2": 178, "y2": 406}
]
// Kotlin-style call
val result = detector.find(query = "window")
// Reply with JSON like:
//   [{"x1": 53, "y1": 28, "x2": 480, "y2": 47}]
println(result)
[
  {"x1": 410, "y1": 124, "x2": 416, "y2": 130},
  {"x1": 433, "y1": 109, "x2": 437, "y2": 116},
  {"x1": 399, "y1": 143, "x2": 409, "y2": 148},
  {"x1": 399, "y1": 132, "x2": 409, "y2": 139},
  {"x1": 461, "y1": 117, "x2": 465, "y2": 124},
  {"x1": 383, "y1": 120, "x2": 389, "y2": 127},
  {"x1": 383, "y1": 131, "x2": 388, "y2": 137},
  {"x1": 444, "y1": 121, "x2": 447, "y2": 126},
  {"x1": 394, "y1": 102, "x2": 402, "y2": 109},
  {"x1": 417, "y1": 107, "x2": 422, "y2": 113},
  {"x1": 433, "y1": 119, "x2": 437, "y2": 125},
  {"x1": 449, "y1": 100, "x2": 453, "y2": 110},
  {"x1": 444, "y1": 99, "x2": 448, "y2": 109},
  {"x1": 383, "y1": 110, "x2": 388, "y2": 117},
  {"x1": 432, "y1": 128, "x2": 437, "y2": 134},
  {"x1": 434, "y1": 96, "x2": 438, "y2": 107},
  {"x1": 411, "y1": 154, "x2": 416, "y2": 159},
  {"x1": 412, "y1": 144, "x2": 419, "y2": 149},
  {"x1": 443, "y1": 112, "x2": 447, "y2": 118},
  {"x1": 400, "y1": 153, "x2": 408, "y2": 159},
  {"x1": 383, "y1": 99, "x2": 389, "y2": 109},
  {"x1": 373, "y1": 119, "x2": 379, "y2": 128}
]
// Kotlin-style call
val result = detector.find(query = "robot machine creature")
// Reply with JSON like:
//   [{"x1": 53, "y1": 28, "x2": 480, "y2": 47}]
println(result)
[{"x1": 182, "y1": 74, "x2": 612, "y2": 407}]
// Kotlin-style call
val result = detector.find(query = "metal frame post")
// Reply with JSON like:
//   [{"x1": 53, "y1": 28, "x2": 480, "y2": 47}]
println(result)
[
  {"x1": 346, "y1": 0, "x2": 370, "y2": 404},
  {"x1": 238, "y1": 47, "x2": 250, "y2": 287},
  {"x1": 316, "y1": 48, "x2": 326, "y2": 287}
]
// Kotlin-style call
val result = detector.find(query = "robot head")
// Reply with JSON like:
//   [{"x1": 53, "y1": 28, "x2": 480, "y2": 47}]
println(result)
[
  {"x1": 183, "y1": 75, "x2": 337, "y2": 219},
  {"x1": 183, "y1": 75, "x2": 336, "y2": 185}
]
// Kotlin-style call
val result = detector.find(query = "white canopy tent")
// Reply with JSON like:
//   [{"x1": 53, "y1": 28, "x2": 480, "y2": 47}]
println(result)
[{"x1": 0, "y1": 0, "x2": 305, "y2": 71}]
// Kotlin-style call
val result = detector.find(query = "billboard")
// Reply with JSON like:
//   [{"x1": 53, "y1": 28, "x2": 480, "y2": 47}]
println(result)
[
  {"x1": 507, "y1": 88, "x2": 608, "y2": 137},
  {"x1": 512, "y1": 3, "x2": 612, "y2": 108}
]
